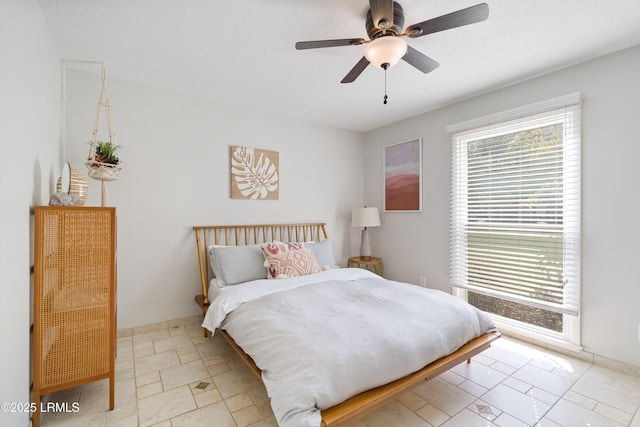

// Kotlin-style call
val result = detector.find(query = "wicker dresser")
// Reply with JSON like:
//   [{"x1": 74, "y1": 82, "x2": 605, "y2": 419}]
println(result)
[{"x1": 32, "y1": 206, "x2": 116, "y2": 427}]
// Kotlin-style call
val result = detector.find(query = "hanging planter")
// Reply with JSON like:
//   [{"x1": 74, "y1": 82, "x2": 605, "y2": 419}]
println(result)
[
  {"x1": 87, "y1": 141, "x2": 122, "y2": 181},
  {"x1": 85, "y1": 65, "x2": 122, "y2": 205}
]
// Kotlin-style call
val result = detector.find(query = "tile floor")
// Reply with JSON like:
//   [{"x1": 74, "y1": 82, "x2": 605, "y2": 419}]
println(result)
[{"x1": 39, "y1": 316, "x2": 640, "y2": 427}]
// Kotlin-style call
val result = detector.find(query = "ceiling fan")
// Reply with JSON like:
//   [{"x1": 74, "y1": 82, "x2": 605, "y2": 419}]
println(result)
[{"x1": 295, "y1": 1, "x2": 489, "y2": 85}]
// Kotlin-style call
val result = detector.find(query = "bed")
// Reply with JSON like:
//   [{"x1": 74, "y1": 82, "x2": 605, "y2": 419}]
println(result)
[{"x1": 193, "y1": 223, "x2": 500, "y2": 427}]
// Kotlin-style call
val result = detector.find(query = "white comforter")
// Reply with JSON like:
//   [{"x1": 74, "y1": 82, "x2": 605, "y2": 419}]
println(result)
[{"x1": 202, "y1": 268, "x2": 495, "y2": 427}]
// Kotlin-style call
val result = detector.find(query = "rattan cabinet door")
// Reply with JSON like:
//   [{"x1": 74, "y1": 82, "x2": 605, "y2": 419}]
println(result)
[{"x1": 32, "y1": 206, "x2": 116, "y2": 427}]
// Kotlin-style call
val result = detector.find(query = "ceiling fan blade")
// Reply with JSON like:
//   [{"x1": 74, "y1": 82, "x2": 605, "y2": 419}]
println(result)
[
  {"x1": 406, "y1": 3, "x2": 489, "y2": 38},
  {"x1": 369, "y1": 0, "x2": 394, "y2": 29},
  {"x1": 295, "y1": 38, "x2": 365, "y2": 50},
  {"x1": 402, "y1": 46, "x2": 439, "y2": 73},
  {"x1": 341, "y1": 57, "x2": 370, "y2": 83}
]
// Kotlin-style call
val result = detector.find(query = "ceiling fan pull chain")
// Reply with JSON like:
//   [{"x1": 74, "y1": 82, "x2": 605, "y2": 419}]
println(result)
[{"x1": 383, "y1": 63, "x2": 389, "y2": 105}]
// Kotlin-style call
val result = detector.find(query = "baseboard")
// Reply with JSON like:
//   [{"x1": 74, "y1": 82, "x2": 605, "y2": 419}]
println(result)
[
  {"x1": 498, "y1": 327, "x2": 640, "y2": 377},
  {"x1": 116, "y1": 315, "x2": 202, "y2": 339}
]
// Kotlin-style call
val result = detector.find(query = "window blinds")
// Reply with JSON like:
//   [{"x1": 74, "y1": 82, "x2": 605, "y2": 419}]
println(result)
[{"x1": 448, "y1": 94, "x2": 581, "y2": 316}]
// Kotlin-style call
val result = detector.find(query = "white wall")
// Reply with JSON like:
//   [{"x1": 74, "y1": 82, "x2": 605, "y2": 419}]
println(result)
[
  {"x1": 63, "y1": 69, "x2": 365, "y2": 329},
  {"x1": 0, "y1": 1, "x2": 61, "y2": 426},
  {"x1": 364, "y1": 45, "x2": 640, "y2": 368}
]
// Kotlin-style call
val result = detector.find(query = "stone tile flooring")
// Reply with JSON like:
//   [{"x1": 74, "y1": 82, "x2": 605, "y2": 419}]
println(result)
[{"x1": 40, "y1": 316, "x2": 640, "y2": 426}]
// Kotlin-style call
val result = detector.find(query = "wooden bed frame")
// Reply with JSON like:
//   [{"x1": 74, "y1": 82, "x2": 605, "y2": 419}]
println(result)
[{"x1": 193, "y1": 223, "x2": 501, "y2": 427}]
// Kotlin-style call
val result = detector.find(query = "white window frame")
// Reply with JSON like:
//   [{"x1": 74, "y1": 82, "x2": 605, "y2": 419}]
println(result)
[
  {"x1": 447, "y1": 93, "x2": 582, "y2": 349},
  {"x1": 451, "y1": 287, "x2": 581, "y2": 351}
]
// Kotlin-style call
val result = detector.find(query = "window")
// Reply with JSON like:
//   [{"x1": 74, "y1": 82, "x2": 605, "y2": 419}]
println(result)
[{"x1": 448, "y1": 94, "x2": 581, "y2": 346}]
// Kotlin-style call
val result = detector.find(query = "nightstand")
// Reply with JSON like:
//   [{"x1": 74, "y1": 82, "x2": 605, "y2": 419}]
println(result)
[{"x1": 348, "y1": 256, "x2": 383, "y2": 277}]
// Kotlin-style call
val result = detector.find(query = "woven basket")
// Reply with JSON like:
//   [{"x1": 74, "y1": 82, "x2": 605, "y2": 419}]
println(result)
[{"x1": 86, "y1": 161, "x2": 122, "y2": 182}]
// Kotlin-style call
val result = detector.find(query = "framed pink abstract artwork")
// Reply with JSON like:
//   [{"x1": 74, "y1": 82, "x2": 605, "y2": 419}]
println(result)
[{"x1": 384, "y1": 138, "x2": 422, "y2": 212}]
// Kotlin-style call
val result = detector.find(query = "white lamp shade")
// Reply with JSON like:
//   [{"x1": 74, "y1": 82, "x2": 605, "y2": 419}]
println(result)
[
  {"x1": 352, "y1": 207, "x2": 381, "y2": 228},
  {"x1": 364, "y1": 36, "x2": 408, "y2": 69}
]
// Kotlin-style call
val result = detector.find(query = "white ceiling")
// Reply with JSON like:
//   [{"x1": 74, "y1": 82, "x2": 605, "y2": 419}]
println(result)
[{"x1": 38, "y1": 0, "x2": 640, "y2": 133}]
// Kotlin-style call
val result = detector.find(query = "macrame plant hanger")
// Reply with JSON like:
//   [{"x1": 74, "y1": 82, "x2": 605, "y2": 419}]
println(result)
[{"x1": 85, "y1": 64, "x2": 121, "y2": 206}]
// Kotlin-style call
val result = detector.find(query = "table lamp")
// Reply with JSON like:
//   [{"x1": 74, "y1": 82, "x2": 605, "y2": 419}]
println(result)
[{"x1": 352, "y1": 207, "x2": 381, "y2": 260}]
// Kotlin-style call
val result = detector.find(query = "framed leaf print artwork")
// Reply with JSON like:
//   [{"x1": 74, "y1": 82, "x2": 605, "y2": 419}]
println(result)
[
  {"x1": 230, "y1": 145, "x2": 279, "y2": 200},
  {"x1": 384, "y1": 138, "x2": 422, "y2": 212}
]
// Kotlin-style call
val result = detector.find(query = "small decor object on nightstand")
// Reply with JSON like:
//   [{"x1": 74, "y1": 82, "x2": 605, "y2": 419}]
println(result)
[
  {"x1": 348, "y1": 256, "x2": 384, "y2": 277},
  {"x1": 352, "y1": 206, "x2": 381, "y2": 259}
]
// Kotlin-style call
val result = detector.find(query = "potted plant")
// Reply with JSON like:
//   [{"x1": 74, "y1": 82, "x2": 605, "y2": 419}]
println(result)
[
  {"x1": 86, "y1": 141, "x2": 122, "y2": 181},
  {"x1": 94, "y1": 141, "x2": 120, "y2": 165}
]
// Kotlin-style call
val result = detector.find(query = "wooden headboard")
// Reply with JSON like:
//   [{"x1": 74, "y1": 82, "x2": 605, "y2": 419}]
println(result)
[{"x1": 193, "y1": 223, "x2": 328, "y2": 305}]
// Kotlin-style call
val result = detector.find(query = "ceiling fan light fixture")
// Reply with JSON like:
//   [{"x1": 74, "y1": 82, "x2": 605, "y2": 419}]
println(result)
[{"x1": 364, "y1": 36, "x2": 407, "y2": 69}]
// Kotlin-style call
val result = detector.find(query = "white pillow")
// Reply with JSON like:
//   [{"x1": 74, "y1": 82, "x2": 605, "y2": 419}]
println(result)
[
  {"x1": 208, "y1": 244, "x2": 267, "y2": 285},
  {"x1": 305, "y1": 238, "x2": 337, "y2": 268}
]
